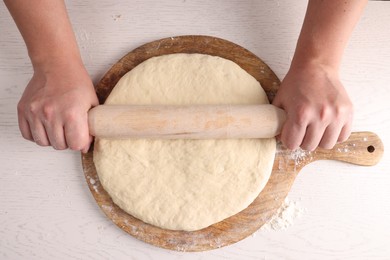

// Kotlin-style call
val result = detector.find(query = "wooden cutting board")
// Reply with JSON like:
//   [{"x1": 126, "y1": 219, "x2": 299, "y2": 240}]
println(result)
[{"x1": 81, "y1": 35, "x2": 384, "y2": 252}]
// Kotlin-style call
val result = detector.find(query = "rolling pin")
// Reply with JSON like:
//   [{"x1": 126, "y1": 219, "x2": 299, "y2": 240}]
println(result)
[{"x1": 88, "y1": 104, "x2": 287, "y2": 139}]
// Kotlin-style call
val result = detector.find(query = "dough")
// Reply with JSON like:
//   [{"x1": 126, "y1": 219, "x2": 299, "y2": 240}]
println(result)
[{"x1": 94, "y1": 53, "x2": 276, "y2": 231}]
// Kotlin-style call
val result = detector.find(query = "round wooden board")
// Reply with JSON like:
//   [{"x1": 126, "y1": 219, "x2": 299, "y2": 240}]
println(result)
[{"x1": 82, "y1": 35, "x2": 384, "y2": 252}]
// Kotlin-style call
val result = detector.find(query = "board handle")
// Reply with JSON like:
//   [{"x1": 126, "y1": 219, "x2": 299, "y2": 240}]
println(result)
[{"x1": 312, "y1": 131, "x2": 384, "y2": 166}]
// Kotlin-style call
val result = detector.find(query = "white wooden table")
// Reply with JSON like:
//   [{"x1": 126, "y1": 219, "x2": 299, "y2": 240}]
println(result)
[{"x1": 1, "y1": 1, "x2": 389, "y2": 259}]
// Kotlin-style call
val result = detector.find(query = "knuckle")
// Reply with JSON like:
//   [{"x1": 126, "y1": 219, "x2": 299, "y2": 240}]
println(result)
[
  {"x1": 64, "y1": 109, "x2": 79, "y2": 123},
  {"x1": 28, "y1": 102, "x2": 40, "y2": 116},
  {"x1": 17, "y1": 102, "x2": 25, "y2": 115},
  {"x1": 345, "y1": 106, "x2": 354, "y2": 119},
  {"x1": 335, "y1": 103, "x2": 354, "y2": 121},
  {"x1": 334, "y1": 106, "x2": 345, "y2": 117},
  {"x1": 295, "y1": 106, "x2": 311, "y2": 126},
  {"x1": 319, "y1": 105, "x2": 332, "y2": 122},
  {"x1": 42, "y1": 104, "x2": 55, "y2": 121}
]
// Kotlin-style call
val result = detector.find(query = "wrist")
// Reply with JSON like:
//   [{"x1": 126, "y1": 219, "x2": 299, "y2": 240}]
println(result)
[
  {"x1": 31, "y1": 56, "x2": 92, "y2": 94},
  {"x1": 289, "y1": 57, "x2": 339, "y2": 77},
  {"x1": 291, "y1": 50, "x2": 341, "y2": 71},
  {"x1": 29, "y1": 42, "x2": 83, "y2": 73},
  {"x1": 31, "y1": 52, "x2": 85, "y2": 75}
]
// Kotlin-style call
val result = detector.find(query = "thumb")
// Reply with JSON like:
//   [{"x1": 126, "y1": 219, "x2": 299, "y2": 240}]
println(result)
[{"x1": 271, "y1": 93, "x2": 283, "y2": 108}]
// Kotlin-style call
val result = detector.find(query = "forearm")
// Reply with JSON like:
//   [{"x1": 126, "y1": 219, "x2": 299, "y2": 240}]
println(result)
[
  {"x1": 5, "y1": 0, "x2": 97, "y2": 152},
  {"x1": 4, "y1": 0, "x2": 82, "y2": 71},
  {"x1": 292, "y1": 0, "x2": 367, "y2": 70}
]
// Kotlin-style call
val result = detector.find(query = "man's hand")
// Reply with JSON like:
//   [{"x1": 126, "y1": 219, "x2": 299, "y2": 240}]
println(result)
[
  {"x1": 5, "y1": 0, "x2": 99, "y2": 152},
  {"x1": 274, "y1": 0, "x2": 367, "y2": 150},
  {"x1": 273, "y1": 63, "x2": 353, "y2": 151},
  {"x1": 17, "y1": 61, "x2": 98, "y2": 152}
]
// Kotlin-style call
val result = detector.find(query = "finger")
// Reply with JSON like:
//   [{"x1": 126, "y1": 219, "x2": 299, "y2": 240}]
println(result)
[
  {"x1": 300, "y1": 123, "x2": 326, "y2": 151},
  {"x1": 64, "y1": 114, "x2": 90, "y2": 152},
  {"x1": 18, "y1": 116, "x2": 34, "y2": 141},
  {"x1": 44, "y1": 122, "x2": 68, "y2": 150},
  {"x1": 271, "y1": 98, "x2": 284, "y2": 143},
  {"x1": 29, "y1": 119, "x2": 50, "y2": 146},
  {"x1": 82, "y1": 135, "x2": 94, "y2": 154},
  {"x1": 319, "y1": 124, "x2": 343, "y2": 149},
  {"x1": 272, "y1": 96, "x2": 283, "y2": 109},
  {"x1": 280, "y1": 118, "x2": 307, "y2": 150},
  {"x1": 338, "y1": 122, "x2": 352, "y2": 143},
  {"x1": 17, "y1": 103, "x2": 33, "y2": 141}
]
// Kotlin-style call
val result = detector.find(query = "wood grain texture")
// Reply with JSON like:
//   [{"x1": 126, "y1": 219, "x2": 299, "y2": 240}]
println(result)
[
  {"x1": 82, "y1": 36, "x2": 384, "y2": 251},
  {"x1": 88, "y1": 104, "x2": 287, "y2": 139},
  {"x1": 1, "y1": 1, "x2": 390, "y2": 259}
]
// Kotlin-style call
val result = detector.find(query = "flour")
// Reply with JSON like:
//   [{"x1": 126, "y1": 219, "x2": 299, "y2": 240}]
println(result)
[
  {"x1": 275, "y1": 144, "x2": 313, "y2": 171},
  {"x1": 260, "y1": 198, "x2": 306, "y2": 231},
  {"x1": 101, "y1": 204, "x2": 114, "y2": 214},
  {"x1": 89, "y1": 178, "x2": 96, "y2": 185},
  {"x1": 87, "y1": 176, "x2": 99, "y2": 193},
  {"x1": 337, "y1": 143, "x2": 357, "y2": 154},
  {"x1": 289, "y1": 148, "x2": 311, "y2": 165},
  {"x1": 337, "y1": 147, "x2": 350, "y2": 153}
]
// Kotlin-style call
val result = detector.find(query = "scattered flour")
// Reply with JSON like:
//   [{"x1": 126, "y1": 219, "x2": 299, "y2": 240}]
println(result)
[
  {"x1": 92, "y1": 184, "x2": 99, "y2": 193},
  {"x1": 276, "y1": 142, "x2": 313, "y2": 171},
  {"x1": 337, "y1": 147, "x2": 350, "y2": 153},
  {"x1": 289, "y1": 148, "x2": 311, "y2": 165},
  {"x1": 260, "y1": 198, "x2": 306, "y2": 231},
  {"x1": 337, "y1": 143, "x2": 357, "y2": 154},
  {"x1": 101, "y1": 204, "x2": 114, "y2": 214},
  {"x1": 87, "y1": 176, "x2": 100, "y2": 193},
  {"x1": 89, "y1": 178, "x2": 96, "y2": 185}
]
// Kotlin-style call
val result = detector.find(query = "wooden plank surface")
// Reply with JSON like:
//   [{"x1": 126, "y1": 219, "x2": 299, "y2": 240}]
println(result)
[{"x1": 1, "y1": 1, "x2": 390, "y2": 259}]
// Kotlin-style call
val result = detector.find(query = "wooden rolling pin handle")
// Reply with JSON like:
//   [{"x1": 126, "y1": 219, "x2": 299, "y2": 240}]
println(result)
[{"x1": 88, "y1": 104, "x2": 287, "y2": 139}]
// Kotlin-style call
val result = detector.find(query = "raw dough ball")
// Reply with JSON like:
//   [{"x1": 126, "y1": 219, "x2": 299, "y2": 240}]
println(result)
[{"x1": 94, "y1": 53, "x2": 276, "y2": 231}]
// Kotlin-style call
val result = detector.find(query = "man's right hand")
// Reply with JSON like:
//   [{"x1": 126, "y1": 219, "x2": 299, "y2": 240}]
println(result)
[{"x1": 17, "y1": 61, "x2": 98, "y2": 153}]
